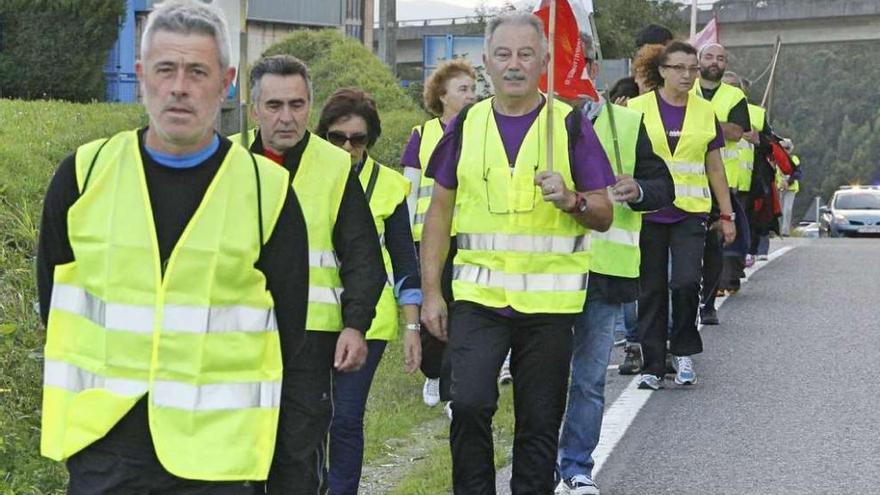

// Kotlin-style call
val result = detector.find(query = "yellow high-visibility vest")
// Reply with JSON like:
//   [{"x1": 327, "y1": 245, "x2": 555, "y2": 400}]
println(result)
[
  {"x1": 693, "y1": 81, "x2": 748, "y2": 189},
  {"x1": 629, "y1": 91, "x2": 716, "y2": 213},
  {"x1": 231, "y1": 130, "x2": 352, "y2": 332},
  {"x1": 42, "y1": 130, "x2": 289, "y2": 480},
  {"x1": 412, "y1": 119, "x2": 445, "y2": 241},
  {"x1": 359, "y1": 156, "x2": 411, "y2": 341},
  {"x1": 738, "y1": 104, "x2": 766, "y2": 193},
  {"x1": 452, "y1": 97, "x2": 590, "y2": 314},
  {"x1": 591, "y1": 103, "x2": 643, "y2": 279}
]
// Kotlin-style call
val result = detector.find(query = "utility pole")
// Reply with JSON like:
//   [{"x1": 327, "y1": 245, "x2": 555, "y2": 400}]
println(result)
[
  {"x1": 363, "y1": 0, "x2": 375, "y2": 50},
  {"x1": 378, "y1": 0, "x2": 397, "y2": 74}
]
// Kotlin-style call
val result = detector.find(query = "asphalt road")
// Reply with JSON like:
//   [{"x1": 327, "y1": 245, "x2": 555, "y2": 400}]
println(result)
[{"x1": 497, "y1": 237, "x2": 880, "y2": 495}]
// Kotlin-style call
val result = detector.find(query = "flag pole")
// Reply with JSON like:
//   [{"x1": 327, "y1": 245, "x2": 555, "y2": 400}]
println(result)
[
  {"x1": 690, "y1": 0, "x2": 698, "y2": 39},
  {"x1": 588, "y1": 12, "x2": 622, "y2": 176},
  {"x1": 239, "y1": 0, "x2": 250, "y2": 148},
  {"x1": 761, "y1": 35, "x2": 782, "y2": 114},
  {"x1": 545, "y1": 0, "x2": 556, "y2": 173}
]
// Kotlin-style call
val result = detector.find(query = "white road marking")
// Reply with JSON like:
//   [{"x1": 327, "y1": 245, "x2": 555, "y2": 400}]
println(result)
[{"x1": 594, "y1": 245, "x2": 795, "y2": 474}]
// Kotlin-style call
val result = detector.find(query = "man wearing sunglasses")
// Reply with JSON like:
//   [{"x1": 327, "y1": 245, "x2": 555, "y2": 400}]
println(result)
[
  {"x1": 231, "y1": 55, "x2": 386, "y2": 494},
  {"x1": 420, "y1": 12, "x2": 615, "y2": 494},
  {"x1": 693, "y1": 43, "x2": 751, "y2": 326}
]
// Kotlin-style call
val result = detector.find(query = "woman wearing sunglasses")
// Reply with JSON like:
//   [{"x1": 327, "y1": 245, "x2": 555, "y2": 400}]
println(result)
[
  {"x1": 399, "y1": 60, "x2": 477, "y2": 412},
  {"x1": 315, "y1": 88, "x2": 422, "y2": 495}
]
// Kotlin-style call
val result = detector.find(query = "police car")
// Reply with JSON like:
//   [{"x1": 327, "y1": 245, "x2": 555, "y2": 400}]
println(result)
[{"x1": 818, "y1": 185, "x2": 880, "y2": 237}]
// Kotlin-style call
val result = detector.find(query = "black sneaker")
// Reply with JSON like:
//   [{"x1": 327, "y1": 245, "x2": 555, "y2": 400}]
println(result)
[
  {"x1": 700, "y1": 308, "x2": 720, "y2": 325},
  {"x1": 618, "y1": 345, "x2": 642, "y2": 375}
]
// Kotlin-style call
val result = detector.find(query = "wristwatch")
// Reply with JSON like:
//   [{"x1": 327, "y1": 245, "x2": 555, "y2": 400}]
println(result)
[
  {"x1": 565, "y1": 192, "x2": 588, "y2": 214},
  {"x1": 405, "y1": 322, "x2": 421, "y2": 332},
  {"x1": 719, "y1": 212, "x2": 736, "y2": 222}
]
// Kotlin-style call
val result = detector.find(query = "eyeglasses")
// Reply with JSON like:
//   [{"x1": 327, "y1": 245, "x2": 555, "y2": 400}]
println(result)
[
  {"x1": 661, "y1": 64, "x2": 701, "y2": 75},
  {"x1": 326, "y1": 131, "x2": 369, "y2": 147}
]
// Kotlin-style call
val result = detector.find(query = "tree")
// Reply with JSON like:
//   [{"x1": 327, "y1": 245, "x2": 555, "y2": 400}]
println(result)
[
  {"x1": 729, "y1": 41, "x2": 880, "y2": 220},
  {"x1": 593, "y1": 0, "x2": 687, "y2": 58},
  {"x1": 0, "y1": 0, "x2": 125, "y2": 102}
]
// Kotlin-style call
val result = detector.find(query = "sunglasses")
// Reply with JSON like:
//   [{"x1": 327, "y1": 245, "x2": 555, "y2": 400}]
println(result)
[{"x1": 326, "y1": 131, "x2": 369, "y2": 147}]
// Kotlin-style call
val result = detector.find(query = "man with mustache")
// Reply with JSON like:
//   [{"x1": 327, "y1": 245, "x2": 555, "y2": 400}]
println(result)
[
  {"x1": 693, "y1": 43, "x2": 751, "y2": 326},
  {"x1": 231, "y1": 54, "x2": 386, "y2": 494},
  {"x1": 420, "y1": 12, "x2": 615, "y2": 494},
  {"x1": 36, "y1": 1, "x2": 309, "y2": 492}
]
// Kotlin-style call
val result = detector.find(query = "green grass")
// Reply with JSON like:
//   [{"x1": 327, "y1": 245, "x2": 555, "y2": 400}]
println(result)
[
  {"x1": 0, "y1": 99, "x2": 147, "y2": 494},
  {"x1": 0, "y1": 99, "x2": 518, "y2": 494}
]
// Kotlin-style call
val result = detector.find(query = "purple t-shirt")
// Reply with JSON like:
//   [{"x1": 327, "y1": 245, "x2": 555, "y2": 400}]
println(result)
[
  {"x1": 400, "y1": 120, "x2": 449, "y2": 170},
  {"x1": 425, "y1": 99, "x2": 615, "y2": 193},
  {"x1": 425, "y1": 98, "x2": 615, "y2": 318},
  {"x1": 645, "y1": 91, "x2": 725, "y2": 224}
]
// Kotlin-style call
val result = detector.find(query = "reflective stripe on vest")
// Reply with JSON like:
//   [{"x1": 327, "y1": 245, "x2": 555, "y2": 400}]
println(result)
[
  {"x1": 45, "y1": 360, "x2": 281, "y2": 410},
  {"x1": 457, "y1": 232, "x2": 588, "y2": 254},
  {"x1": 594, "y1": 226, "x2": 640, "y2": 246},
  {"x1": 453, "y1": 264, "x2": 588, "y2": 292},
  {"x1": 739, "y1": 104, "x2": 766, "y2": 193},
  {"x1": 452, "y1": 97, "x2": 589, "y2": 314},
  {"x1": 44, "y1": 359, "x2": 148, "y2": 397},
  {"x1": 309, "y1": 250, "x2": 339, "y2": 268},
  {"x1": 629, "y1": 91, "x2": 715, "y2": 213},
  {"x1": 292, "y1": 135, "x2": 350, "y2": 332},
  {"x1": 413, "y1": 119, "x2": 445, "y2": 241},
  {"x1": 42, "y1": 130, "x2": 289, "y2": 480},
  {"x1": 592, "y1": 103, "x2": 644, "y2": 278},
  {"x1": 359, "y1": 156, "x2": 410, "y2": 341}
]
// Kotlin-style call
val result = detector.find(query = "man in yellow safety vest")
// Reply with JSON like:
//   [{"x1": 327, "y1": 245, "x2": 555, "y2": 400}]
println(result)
[
  {"x1": 36, "y1": 1, "x2": 309, "y2": 492},
  {"x1": 420, "y1": 12, "x2": 615, "y2": 493},
  {"x1": 232, "y1": 54, "x2": 387, "y2": 494}
]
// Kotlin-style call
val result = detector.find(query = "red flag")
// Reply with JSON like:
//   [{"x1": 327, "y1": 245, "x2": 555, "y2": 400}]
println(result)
[
  {"x1": 533, "y1": 0, "x2": 599, "y2": 101},
  {"x1": 690, "y1": 16, "x2": 719, "y2": 50}
]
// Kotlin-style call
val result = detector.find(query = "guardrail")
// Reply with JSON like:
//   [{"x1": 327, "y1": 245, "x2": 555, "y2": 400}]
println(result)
[{"x1": 375, "y1": 16, "x2": 480, "y2": 28}]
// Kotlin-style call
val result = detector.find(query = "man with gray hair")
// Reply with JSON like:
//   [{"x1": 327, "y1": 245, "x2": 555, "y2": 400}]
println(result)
[
  {"x1": 36, "y1": 1, "x2": 309, "y2": 492},
  {"x1": 231, "y1": 53, "x2": 385, "y2": 494},
  {"x1": 421, "y1": 11, "x2": 615, "y2": 493}
]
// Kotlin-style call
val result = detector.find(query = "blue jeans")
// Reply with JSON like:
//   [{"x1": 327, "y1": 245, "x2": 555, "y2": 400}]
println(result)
[
  {"x1": 557, "y1": 290, "x2": 618, "y2": 480},
  {"x1": 757, "y1": 235, "x2": 770, "y2": 256},
  {"x1": 326, "y1": 339, "x2": 387, "y2": 495}
]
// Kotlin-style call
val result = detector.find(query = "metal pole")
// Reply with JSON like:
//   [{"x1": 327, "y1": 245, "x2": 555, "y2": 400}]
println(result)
[
  {"x1": 690, "y1": 0, "x2": 698, "y2": 39},
  {"x1": 238, "y1": 0, "x2": 249, "y2": 148},
  {"x1": 761, "y1": 36, "x2": 782, "y2": 110},
  {"x1": 815, "y1": 196, "x2": 821, "y2": 225},
  {"x1": 588, "y1": 12, "x2": 622, "y2": 176},
  {"x1": 546, "y1": 0, "x2": 556, "y2": 173}
]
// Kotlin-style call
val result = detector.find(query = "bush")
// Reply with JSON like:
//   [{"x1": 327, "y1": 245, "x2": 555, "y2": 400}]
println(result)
[
  {"x1": 261, "y1": 29, "x2": 428, "y2": 167},
  {"x1": 0, "y1": 99, "x2": 146, "y2": 494},
  {"x1": 0, "y1": 0, "x2": 125, "y2": 102}
]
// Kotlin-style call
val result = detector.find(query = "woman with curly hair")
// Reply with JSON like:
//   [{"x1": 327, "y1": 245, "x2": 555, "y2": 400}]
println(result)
[
  {"x1": 626, "y1": 41, "x2": 736, "y2": 390},
  {"x1": 316, "y1": 88, "x2": 423, "y2": 495},
  {"x1": 399, "y1": 59, "x2": 477, "y2": 412},
  {"x1": 633, "y1": 43, "x2": 666, "y2": 94}
]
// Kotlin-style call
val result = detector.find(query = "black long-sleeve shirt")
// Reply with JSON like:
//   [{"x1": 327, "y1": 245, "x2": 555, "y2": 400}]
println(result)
[
  {"x1": 251, "y1": 131, "x2": 386, "y2": 332},
  {"x1": 588, "y1": 120, "x2": 676, "y2": 303},
  {"x1": 352, "y1": 159, "x2": 420, "y2": 294},
  {"x1": 35, "y1": 129, "x2": 310, "y2": 456}
]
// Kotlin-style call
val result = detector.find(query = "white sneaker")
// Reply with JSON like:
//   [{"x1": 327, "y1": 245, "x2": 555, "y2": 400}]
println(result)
[
  {"x1": 672, "y1": 356, "x2": 696, "y2": 385},
  {"x1": 498, "y1": 352, "x2": 512, "y2": 385},
  {"x1": 554, "y1": 480, "x2": 571, "y2": 494},
  {"x1": 422, "y1": 378, "x2": 440, "y2": 407},
  {"x1": 562, "y1": 475, "x2": 600, "y2": 495},
  {"x1": 444, "y1": 401, "x2": 453, "y2": 420}
]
